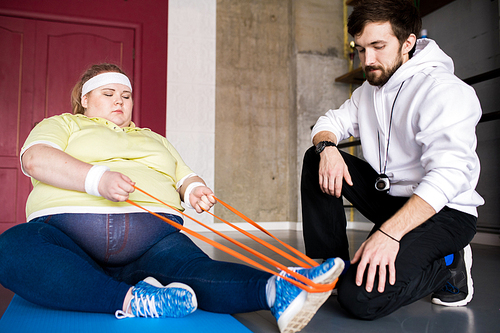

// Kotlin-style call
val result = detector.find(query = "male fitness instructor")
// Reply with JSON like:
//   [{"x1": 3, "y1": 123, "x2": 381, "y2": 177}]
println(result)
[{"x1": 301, "y1": 0, "x2": 484, "y2": 319}]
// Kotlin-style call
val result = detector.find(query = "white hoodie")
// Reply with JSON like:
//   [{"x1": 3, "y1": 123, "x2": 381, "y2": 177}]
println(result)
[{"x1": 312, "y1": 39, "x2": 484, "y2": 216}]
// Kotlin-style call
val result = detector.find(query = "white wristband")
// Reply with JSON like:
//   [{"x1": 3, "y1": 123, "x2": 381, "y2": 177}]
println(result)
[
  {"x1": 85, "y1": 165, "x2": 110, "y2": 197},
  {"x1": 183, "y1": 182, "x2": 205, "y2": 209}
]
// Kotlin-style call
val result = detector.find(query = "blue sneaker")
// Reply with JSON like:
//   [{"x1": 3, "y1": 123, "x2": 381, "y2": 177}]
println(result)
[
  {"x1": 271, "y1": 257, "x2": 344, "y2": 333},
  {"x1": 115, "y1": 277, "x2": 197, "y2": 319}
]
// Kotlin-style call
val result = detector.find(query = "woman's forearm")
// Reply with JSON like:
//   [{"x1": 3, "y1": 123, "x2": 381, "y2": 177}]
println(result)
[{"x1": 21, "y1": 144, "x2": 92, "y2": 192}]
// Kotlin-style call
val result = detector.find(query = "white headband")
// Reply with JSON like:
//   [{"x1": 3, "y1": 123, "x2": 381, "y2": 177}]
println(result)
[{"x1": 81, "y1": 72, "x2": 132, "y2": 97}]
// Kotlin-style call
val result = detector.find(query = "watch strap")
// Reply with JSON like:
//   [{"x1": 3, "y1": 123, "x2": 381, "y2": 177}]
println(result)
[{"x1": 315, "y1": 141, "x2": 337, "y2": 154}]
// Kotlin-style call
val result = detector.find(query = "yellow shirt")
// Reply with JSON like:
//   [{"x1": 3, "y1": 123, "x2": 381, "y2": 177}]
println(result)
[{"x1": 22, "y1": 113, "x2": 194, "y2": 221}]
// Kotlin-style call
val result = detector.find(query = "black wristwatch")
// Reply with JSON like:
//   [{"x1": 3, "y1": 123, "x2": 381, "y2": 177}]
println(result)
[{"x1": 315, "y1": 141, "x2": 337, "y2": 154}]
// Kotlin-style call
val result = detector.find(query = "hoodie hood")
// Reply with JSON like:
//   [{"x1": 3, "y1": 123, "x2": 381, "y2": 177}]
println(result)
[{"x1": 384, "y1": 38, "x2": 455, "y2": 90}]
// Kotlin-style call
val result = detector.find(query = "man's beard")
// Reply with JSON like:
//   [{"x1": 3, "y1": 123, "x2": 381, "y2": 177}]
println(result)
[{"x1": 364, "y1": 54, "x2": 403, "y2": 87}]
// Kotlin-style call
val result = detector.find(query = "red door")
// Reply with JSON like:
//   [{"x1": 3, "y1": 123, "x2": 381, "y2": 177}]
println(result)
[
  {"x1": 0, "y1": 15, "x2": 135, "y2": 233},
  {"x1": 0, "y1": 16, "x2": 35, "y2": 233}
]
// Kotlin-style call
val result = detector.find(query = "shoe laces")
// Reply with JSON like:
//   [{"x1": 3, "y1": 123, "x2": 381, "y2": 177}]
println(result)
[
  {"x1": 441, "y1": 281, "x2": 460, "y2": 294},
  {"x1": 115, "y1": 281, "x2": 196, "y2": 319},
  {"x1": 131, "y1": 288, "x2": 163, "y2": 317},
  {"x1": 115, "y1": 284, "x2": 163, "y2": 319}
]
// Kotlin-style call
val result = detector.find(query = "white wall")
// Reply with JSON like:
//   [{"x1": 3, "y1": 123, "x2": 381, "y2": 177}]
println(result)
[{"x1": 167, "y1": 0, "x2": 216, "y2": 229}]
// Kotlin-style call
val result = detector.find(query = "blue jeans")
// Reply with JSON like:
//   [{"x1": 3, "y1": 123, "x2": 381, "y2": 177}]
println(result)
[{"x1": 0, "y1": 213, "x2": 271, "y2": 314}]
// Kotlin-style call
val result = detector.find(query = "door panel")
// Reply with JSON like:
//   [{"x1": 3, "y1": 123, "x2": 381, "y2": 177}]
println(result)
[
  {"x1": 0, "y1": 16, "x2": 36, "y2": 232},
  {"x1": 34, "y1": 20, "x2": 134, "y2": 120},
  {"x1": 0, "y1": 168, "x2": 18, "y2": 223},
  {"x1": 0, "y1": 21, "x2": 22, "y2": 157},
  {"x1": 0, "y1": 16, "x2": 35, "y2": 157}
]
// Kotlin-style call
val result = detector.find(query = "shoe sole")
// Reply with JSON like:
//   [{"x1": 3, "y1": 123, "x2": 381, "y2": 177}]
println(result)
[
  {"x1": 278, "y1": 258, "x2": 345, "y2": 333},
  {"x1": 431, "y1": 245, "x2": 474, "y2": 307}
]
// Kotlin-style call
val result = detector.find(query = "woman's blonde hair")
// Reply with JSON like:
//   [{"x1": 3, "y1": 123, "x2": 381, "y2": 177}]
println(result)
[{"x1": 71, "y1": 63, "x2": 128, "y2": 115}]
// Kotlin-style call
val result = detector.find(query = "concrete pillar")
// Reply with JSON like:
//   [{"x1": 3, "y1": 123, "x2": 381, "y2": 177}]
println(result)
[
  {"x1": 215, "y1": 0, "x2": 349, "y2": 225},
  {"x1": 215, "y1": 0, "x2": 296, "y2": 223}
]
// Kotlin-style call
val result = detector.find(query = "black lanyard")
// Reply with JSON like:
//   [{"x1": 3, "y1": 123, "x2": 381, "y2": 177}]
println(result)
[{"x1": 377, "y1": 81, "x2": 405, "y2": 175}]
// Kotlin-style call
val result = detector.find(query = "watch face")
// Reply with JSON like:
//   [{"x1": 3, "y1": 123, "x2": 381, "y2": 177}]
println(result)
[
  {"x1": 316, "y1": 141, "x2": 335, "y2": 154},
  {"x1": 315, "y1": 142, "x2": 325, "y2": 154}
]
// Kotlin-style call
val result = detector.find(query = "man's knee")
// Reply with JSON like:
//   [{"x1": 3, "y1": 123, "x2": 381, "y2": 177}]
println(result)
[
  {"x1": 337, "y1": 266, "x2": 396, "y2": 320},
  {"x1": 301, "y1": 146, "x2": 320, "y2": 184},
  {"x1": 302, "y1": 146, "x2": 317, "y2": 167},
  {"x1": 337, "y1": 276, "x2": 378, "y2": 320}
]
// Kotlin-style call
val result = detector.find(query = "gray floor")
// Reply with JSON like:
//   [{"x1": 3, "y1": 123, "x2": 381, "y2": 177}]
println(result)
[
  {"x1": 1, "y1": 229, "x2": 499, "y2": 332},
  {"x1": 189, "y1": 229, "x2": 500, "y2": 333}
]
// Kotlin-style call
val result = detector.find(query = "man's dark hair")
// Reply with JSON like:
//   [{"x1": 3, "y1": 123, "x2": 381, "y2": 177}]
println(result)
[{"x1": 348, "y1": 0, "x2": 422, "y2": 56}]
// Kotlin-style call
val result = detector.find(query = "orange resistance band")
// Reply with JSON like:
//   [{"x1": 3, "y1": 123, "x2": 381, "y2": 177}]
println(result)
[{"x1": 126, "y1": 186, "x2": 338, "y2": 293}]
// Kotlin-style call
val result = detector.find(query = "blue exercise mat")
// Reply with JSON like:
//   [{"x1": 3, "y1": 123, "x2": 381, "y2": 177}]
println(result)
[{"x1": 0, "y1": 295, "x2": 253, "y2": 333}]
